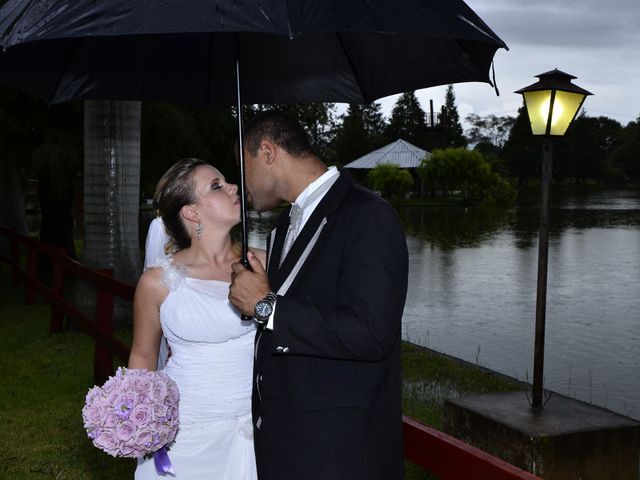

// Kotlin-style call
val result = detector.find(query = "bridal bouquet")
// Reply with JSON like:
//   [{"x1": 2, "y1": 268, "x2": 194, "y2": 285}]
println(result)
[{"x1": 82, "y1": 367, "x2": 179, "y2": 461}]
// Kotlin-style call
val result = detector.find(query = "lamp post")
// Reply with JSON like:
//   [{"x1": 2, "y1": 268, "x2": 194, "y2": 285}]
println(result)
[{"x1": 515, "y1": 69, "x2": 592, "y2": 409}]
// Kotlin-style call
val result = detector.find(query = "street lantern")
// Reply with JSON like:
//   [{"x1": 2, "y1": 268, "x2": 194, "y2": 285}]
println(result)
[
  {"x1": 516, "y1": 69, "x2": 592, "y2": 136},
  {"x1": 515, "y1": 70, "x2": 592, "y2": 409}
]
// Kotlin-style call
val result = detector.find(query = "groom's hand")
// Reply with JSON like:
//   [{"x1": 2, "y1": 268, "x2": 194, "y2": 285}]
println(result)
[{"x1": 229, "y1": 251, "x2": 271, "y2": 316}]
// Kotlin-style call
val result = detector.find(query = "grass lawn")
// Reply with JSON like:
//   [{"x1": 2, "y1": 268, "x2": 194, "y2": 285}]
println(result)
[
  {"x1": 0, "y1": 268, "x2": 136, "y2": 479},
  {"x1": 0, "y1": 266, "x2": 522, "y2": 479}
]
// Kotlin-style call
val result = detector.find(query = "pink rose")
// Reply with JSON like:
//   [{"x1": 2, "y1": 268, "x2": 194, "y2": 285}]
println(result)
[
  {"x1": 158, "y1": 425, "x2": 177, "y2": 443},
  {"x1": 105, "y1": 388, "x2": 120, "y2": 406},
  {"x1": 168, "y1": 384, "x2": 180, "y2": 403},
  {"x1": 119, "y1": 443, "x2": 138, "y2": 457},
  {"x1": 130, "y1": 404, "x2": 152, "y2": 428},
  {"x1": 118, "y1": 375, "x2": 133, "y2": 393},
  {"x1": 166, "y1": 406, "x2": 178, "y2": 422},
  {"x1": 115, "y1": 420, "x2": 135, "y2": 442},
  {"x1": 147, "y1": 421, "x2": 161, "y2": 434},
  {"x1": 82, "y1": 403, "x2": 105, "y2": 428},
  {"x1": 85, "y1": 386, "x2": 102, "y2": 403},
  {"x1": 136, "y1": 392, "x2": 151, "y2": 405},
  {"x1": 134, "y1": 430, "x2": 154, "y2": 449},
  {"x1": 152, "y1": 402, "x2": 168, "y2": 420},
  {"x1": 94, "y1": 430, "x2": 120, "y2": 456},
  {"x1": 132, "y1": 448, "x2": 146, "y2": 458},
  {"x1": 131, "y1": 376, "x2": 152, "y2": 396},
  {"x1": 151, "y1": 380, "x2": 167, "y2": 399},
  {"x1": 103, "y1": 413, "x2": 119, "y2": 429},
  {"x1": 102, "y1": 376, "x2": 117, "y2": 391}
]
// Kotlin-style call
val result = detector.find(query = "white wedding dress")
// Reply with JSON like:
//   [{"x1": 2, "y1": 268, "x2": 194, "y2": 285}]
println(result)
[{"x1": 135, "y1": 257, "x2": 257, "y2": 479}]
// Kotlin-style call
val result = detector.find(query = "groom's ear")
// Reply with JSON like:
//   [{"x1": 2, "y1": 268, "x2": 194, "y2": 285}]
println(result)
[{"x1": 259, "y1": 139, "x2": 277, "y2": 165}]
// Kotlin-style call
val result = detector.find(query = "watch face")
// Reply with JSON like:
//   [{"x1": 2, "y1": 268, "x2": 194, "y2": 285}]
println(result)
[{"x1": 255, "y1": 300, "x2": 273, "y2": 319}]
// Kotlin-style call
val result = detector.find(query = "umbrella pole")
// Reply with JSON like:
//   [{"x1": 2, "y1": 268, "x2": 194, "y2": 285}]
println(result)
[
  {"x1": 234, "y1": 33, "x2": 249, "y2": 264},
  {"x1": 234, "y1": 33, "x2": 253, "y2": 321}
]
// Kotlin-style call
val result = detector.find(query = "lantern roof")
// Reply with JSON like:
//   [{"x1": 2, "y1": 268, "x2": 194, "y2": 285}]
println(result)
[{"x1": 515, "y1": 68, "x2": 592, "y2": 96}]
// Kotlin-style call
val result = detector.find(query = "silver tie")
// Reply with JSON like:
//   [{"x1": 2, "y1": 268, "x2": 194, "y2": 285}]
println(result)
[{"x1": 280, "y1": 204, "x2": 303, "y2": 267}]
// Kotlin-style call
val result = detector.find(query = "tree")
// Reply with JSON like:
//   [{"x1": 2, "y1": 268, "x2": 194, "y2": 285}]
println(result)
[
  {"x1": 360, "y1": 102, "x2": 387, "y2": 149},
  {"x1": 255, "y1": 103, "x2": 337, "y2": 160},
  {"x1": 333, "y1": 105, "x2": 370, "y2": 165},
  {"x1": 141, "y1": 103, "x2": 209, "y2": 198},
  {"x1": 333, "y1": 102, "x2": 388, "y2": 165},
  {"x1": 555, "y1": 115, "x2": 622, "y2": 184},
  {"x1": 465, "y1": 113, "x2": 515, "y2": 150},
  {"x1": 32, "y1": 109, "x2": 82, "y2": 260},
  {"x1": 440, "y1": 85, "x2": 466, "y2": 147},
  {"x1": 0, "y1": 88, "x2": 44, "y2": 242},
  {"x1": 418, "y1": 148, "x2": 514, "y2": 206},
  {"x1": 501, "y1": 106, "x2": 541, "y2": 187},
  {"x1": 79, "y1": 100, "x2": 142, "y2": 324},
  {"x1": 464, "y1": 113, "x2": 516, "y2": 177},
  {"x1": 385, "y1": 91, "x2": 428, "y2": 149},
  {"x1": 0, "y1": 87, "x2": 82, "y2": 259},
  {"x1": 367, "y1": 164, "x2": 414, "y2": 200},
  {"x1": 192, "y1": 107, "x2": 239, "y2": 182},
  {"x1": 608, "y1": 116, "x2": 640, "y2": 184}
]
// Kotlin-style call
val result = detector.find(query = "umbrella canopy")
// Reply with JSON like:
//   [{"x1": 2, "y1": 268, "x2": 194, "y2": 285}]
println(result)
[
  {"x1": 0, "y1": 0, "x2": 507, "y2": 284},
  {"x1": 0, "y1": 0, "x2": 507, "y2": 108},
  {"x1": 344, "y1": 139, "x2": 431, "y2": 170}
]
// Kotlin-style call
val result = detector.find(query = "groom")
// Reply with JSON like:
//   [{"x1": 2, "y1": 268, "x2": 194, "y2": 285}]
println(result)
[{"x1": 229, "y1": 111, "x2": 408, "y2": 480}]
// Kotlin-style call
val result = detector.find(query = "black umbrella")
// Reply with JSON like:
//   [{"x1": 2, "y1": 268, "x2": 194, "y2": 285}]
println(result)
[
  {"x1": 0, "y1": 0, "x2": 506, "y2": 106},
  {"x1": 0, "y1": 0, "x2": 507, "y2": 268}
]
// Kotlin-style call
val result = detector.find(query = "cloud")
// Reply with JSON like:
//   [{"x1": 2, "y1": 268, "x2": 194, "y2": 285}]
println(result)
[
  {"x1": 474, "y1": 0, "x2": 640, "y2": 49},
  {"x1": 359, "y1": 0, "x2": 640, "y2": 130}
]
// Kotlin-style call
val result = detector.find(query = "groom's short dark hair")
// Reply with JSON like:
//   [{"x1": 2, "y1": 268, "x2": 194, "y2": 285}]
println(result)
[{"x1": 243, "y1": 111, "x2": 313, "y2": 158}]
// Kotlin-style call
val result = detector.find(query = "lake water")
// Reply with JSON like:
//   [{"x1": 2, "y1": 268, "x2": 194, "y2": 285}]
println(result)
[{"x1": 247, "y1": 188, "x2": 640, "y2": 421}]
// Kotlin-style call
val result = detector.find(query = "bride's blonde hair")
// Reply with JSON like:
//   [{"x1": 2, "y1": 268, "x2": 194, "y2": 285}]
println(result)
[{"x1": 153, "y1": 158, "x2": 241, "y2": 257}]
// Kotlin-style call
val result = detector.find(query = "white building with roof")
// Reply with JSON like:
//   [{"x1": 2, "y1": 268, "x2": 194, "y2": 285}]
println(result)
[{"x1": 343, "y1": 139, "x2": 431, "y2": 170}]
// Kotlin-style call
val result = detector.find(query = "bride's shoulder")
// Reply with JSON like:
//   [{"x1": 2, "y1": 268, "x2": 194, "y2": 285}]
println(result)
[
  {"x1": 137, "y1": 266, "x2": 166, "y2": 293},
  {"x1": 134, "y1": 267, "x2": 167, "y2": 308},
  {"x1": 139, "y1": 256, "x2": 186, "y2": 292}
]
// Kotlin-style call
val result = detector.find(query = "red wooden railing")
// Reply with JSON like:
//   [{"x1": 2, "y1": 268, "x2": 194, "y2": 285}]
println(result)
[
  {"x1": 0, "y1": 225, "x2": 131, "y2": 382},
  {"x1": 0, "y1": 225, "x2": 542, "y2": 480},
  {"x1": 404, "y1": 416, "x2": 542, "y2": 479}
]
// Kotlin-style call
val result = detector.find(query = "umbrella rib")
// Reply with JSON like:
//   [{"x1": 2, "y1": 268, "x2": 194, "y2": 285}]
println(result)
[
  {"x1": 51, "y1": 38, "x2": 89, "y2": 102},
  {"x1": 282, "y1": 0, "x2": 293, "y2": 39},
  {"x1": 334, "y1": 32, "x2": 368, "y2": 104},
  {"x1": 1, "y1": 0, "x2": 36, "y2": 48}
]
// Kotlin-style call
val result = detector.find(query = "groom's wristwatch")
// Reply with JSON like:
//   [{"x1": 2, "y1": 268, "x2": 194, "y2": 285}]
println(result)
[{"x1": 253, "y1": 291, "x2": 277, "y2": 325}]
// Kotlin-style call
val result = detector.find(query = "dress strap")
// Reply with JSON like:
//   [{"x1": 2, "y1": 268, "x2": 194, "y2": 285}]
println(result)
[{"x1": 146, "y1": 256, "x2": 187, "y2": 291}]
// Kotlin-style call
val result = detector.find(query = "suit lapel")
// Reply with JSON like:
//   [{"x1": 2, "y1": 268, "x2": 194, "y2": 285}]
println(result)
[{"x1": 270, "y1": 171, "x2": 355, "y2": 293}]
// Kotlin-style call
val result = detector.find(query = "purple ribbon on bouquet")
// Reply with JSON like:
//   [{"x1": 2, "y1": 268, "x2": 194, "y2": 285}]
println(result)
[{"x1": 153, "y1": 447, "x2": 176, "y2": 476}]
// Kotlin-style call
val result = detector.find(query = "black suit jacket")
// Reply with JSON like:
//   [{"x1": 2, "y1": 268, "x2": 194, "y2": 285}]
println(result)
[{"x1": 253, "y1": 171, "x2": 408, "y2": 480}]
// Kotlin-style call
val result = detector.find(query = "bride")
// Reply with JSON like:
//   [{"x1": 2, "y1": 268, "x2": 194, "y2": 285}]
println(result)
[{"x1": 128, "y1": 158, "x2": 262, "y2": 479}]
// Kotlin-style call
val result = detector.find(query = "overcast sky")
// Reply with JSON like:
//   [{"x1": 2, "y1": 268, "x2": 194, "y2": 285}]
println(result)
[{"x1": 374, "y1": 0, "x2": 640, "y2": 131}]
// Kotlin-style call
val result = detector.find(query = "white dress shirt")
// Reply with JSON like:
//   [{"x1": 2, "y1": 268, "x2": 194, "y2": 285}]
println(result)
[{"x1": 266, "y1": 166, "x2": 340, "y2": 329}]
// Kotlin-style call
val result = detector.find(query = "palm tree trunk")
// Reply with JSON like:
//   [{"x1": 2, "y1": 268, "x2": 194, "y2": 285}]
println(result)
[{"x1": 76, "y1": 100, "x2": 142, "y2": 326}]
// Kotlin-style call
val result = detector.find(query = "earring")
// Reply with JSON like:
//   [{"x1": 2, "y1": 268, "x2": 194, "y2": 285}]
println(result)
[{"x1": 195, "y1": 222, "x2": 203, "y2": 240}]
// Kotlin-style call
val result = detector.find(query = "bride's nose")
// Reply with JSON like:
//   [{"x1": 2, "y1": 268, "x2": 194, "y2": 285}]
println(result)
[{"x1": 227, "y1": 183, "x2": 238, "y2": 195}]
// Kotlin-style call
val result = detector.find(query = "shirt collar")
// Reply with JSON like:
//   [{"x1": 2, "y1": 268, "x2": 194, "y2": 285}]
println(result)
[{"x1": 292, "y1": 166, "x2": 339, "y2": 213}]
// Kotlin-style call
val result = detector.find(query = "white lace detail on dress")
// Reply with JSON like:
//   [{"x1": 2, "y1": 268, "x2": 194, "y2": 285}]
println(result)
[
  {"x1": 147, "y1": 256, "x2": 187, "y2": 291},
  {"x1": 237, "y1": 414, "x2": 253, "y2": 440}
]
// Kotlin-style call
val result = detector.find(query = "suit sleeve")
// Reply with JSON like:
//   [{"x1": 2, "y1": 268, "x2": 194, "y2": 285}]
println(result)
[{"x1": 270, "y1": 201, "x2": 408, "y2": 362}]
